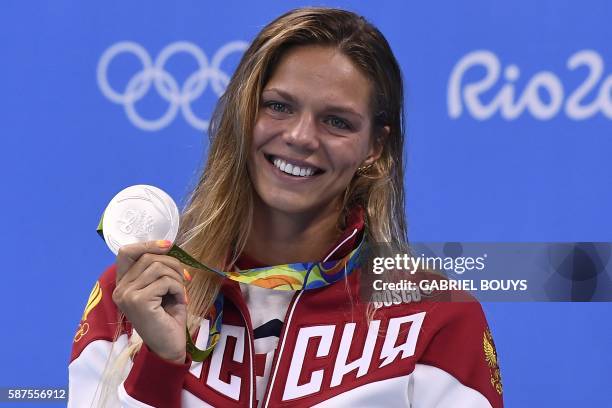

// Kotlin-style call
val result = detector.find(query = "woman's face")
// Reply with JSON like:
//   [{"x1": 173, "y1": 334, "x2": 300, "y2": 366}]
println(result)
[{"x1": 248, "y1": 45, "x2": 383, "y2": 216}]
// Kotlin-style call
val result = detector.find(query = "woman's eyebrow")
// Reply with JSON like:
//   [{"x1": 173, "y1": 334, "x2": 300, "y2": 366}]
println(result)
[
  {"x1": 262, "y1": 88, "x2": 297, "y2": 104},
  {"x1": 263, "y1": 88, "x2": 364, "y2": 120},
  {"x1": 324, "y1": 105, "x2": 364, "y2": 120}
]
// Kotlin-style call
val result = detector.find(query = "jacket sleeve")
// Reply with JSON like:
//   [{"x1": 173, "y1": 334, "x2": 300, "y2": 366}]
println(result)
[
  {"x1": 408, "y1": 301, "x2": 504, "y2": 408},
  {"x1": 68, "y1": 265, "x2": 191, "y2": 408}
]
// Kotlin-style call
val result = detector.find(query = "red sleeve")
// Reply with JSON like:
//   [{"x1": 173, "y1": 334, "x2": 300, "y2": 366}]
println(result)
[
  {"x1": 123, "y1": 344, "x2": 191, "y2": 407},
  {"x1": 418, "y1": 300, "x2": 504, "y2": 407},
  {"x1": 70, "y1": 264, "x2": 191, "y2": 408},
  {"x1": 70, "y1": 264, "x2": 129, "y2": 362}
]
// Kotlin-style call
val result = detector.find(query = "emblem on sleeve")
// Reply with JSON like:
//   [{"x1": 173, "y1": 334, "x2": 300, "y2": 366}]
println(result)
[
  {"x1": 74, "y1": 322, "x2": 89, "y2": 343},
  {"x1": 483, "y1": 328, "x2": 503, "y2": 395},
  {"x1": 82, "y1": 281, "x2": 103, "y2": 321},
  {"x1": 74, "y1": 281, "x2": 102, "y2": 343}
]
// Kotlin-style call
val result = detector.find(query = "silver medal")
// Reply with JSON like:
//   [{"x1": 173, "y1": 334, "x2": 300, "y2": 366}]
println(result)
[{"x1": 102, "y1": 185, "x2": 180, "y2": 255}]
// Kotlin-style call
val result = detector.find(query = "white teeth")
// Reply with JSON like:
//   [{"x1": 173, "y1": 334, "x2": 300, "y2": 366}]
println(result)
[{"x1": 271, "y1": 156, "x2": 317, "y2": 177}]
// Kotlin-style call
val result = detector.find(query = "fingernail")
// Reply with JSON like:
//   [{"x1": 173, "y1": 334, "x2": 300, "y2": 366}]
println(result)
[
  {"x1": 156, "y1": 240, "x2": 172, "y2": 248},
  {"x1": 183, "y1": 269, "x2": 192, "y2": 282}
]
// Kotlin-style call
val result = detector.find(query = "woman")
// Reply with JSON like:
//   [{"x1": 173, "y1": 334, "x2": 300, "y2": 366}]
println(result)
[{"x1": 69, "y1": 7, "x2": 503, "y2": 407}]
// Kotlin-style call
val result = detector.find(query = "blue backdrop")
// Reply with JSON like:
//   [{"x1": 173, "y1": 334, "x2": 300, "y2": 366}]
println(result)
[{"x1": 1, "y1": 1, "x2": 611, "y2": 406}]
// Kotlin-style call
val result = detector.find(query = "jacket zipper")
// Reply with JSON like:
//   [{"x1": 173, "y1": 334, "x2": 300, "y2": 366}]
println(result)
[
  {"x1": 237, "y1": 305, "x2": 255, "y2": 408},
  {"x1": 261, "y1": 290, "x2": 303, "y2": 408},
  {"x1": 243, "y1": 227, "x2": 358, "y2": 406}
]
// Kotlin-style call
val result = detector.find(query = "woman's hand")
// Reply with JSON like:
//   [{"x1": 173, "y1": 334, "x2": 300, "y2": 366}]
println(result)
[{"x1": 112, "y1": 240, "x2": 188, "y2": 364}]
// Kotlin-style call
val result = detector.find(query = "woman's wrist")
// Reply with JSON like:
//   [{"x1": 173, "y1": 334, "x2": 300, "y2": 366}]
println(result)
[{"x1": 154, "y1": 350, "x2": 187, "y2": 365}]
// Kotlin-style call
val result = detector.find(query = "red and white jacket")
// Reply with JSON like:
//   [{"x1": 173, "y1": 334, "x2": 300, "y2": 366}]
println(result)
[{"x1": 69, "y1": 213, "x2": 504, "y2": 407}]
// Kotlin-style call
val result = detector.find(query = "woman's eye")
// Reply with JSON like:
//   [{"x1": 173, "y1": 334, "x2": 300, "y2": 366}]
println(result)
[
  {"x1": 265, "y1": 101, "x2": 290, "y2": 113},
  {"x1": 326, "y1": 116, "x2": 351, "y2": 130}
]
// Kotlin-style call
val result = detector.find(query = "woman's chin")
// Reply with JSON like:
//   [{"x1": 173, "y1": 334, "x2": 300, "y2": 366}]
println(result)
[
  {"x1": 262, "y1": 199, "x2": 317, "y2": 215},
  {"x1": 255, "y1": 192, "x2": 339, "y2": 218}
]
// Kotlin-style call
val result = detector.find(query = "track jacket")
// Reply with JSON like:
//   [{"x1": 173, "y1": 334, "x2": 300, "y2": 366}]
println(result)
[{"x1": 69, "y1": 209, "x2": 504, "y2": 407}]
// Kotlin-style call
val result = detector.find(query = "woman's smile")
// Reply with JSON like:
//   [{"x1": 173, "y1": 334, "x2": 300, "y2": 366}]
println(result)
[{"x1": 264, "y1": 153, "x2": 323, "y2": 179}]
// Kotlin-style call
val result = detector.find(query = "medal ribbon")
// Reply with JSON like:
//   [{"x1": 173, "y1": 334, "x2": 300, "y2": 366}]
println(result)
[{"x1": 97, "y1": 216, "x2": 365, "y2": 361}]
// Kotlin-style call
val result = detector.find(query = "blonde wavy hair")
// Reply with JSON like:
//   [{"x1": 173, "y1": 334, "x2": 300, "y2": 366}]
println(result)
[{"x1": 97, "y1": 7, "x2": 407, "y2": 406}]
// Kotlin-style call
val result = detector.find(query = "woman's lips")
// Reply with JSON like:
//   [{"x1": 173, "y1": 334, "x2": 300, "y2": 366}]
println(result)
[{"x1": 264, "y1": 154, "x2": 324, "y2": 178}]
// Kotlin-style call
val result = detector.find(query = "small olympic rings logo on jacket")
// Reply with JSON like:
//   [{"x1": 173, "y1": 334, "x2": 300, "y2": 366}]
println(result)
[
  {"x1": 97, "y1": 41, "x2": 248, "y2": 131},
  {"x1": 73, "y1": 322, "x2": 89, "y2": 343}
]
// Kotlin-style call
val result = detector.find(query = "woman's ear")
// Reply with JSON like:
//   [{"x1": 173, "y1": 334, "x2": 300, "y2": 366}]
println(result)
[{"x1": 363, "y1": 125, "x2": 390, "y2": 166}]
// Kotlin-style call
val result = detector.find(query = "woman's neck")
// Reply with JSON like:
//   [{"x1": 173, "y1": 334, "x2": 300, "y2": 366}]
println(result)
[{"x1": 244, "y1": 197, "x2": 343, "y2": 265}]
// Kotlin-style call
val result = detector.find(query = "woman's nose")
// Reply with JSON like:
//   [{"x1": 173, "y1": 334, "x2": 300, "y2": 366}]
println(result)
[{"x1": 282, "y1": 112, "x2": 320, "y2": 151}]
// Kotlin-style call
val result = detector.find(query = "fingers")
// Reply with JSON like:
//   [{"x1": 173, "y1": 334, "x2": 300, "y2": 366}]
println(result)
[
  {"x1": 122, "y1": 252, "x2": 185, "y2": 287},
  {"x1": 113, "y1": 272, "x2": 187, "y2": 318},
  {"x1": 115, "y1": 240, "x2": 174, "y2": 282},
  {"x1": 129, "y1": 260, "x2": 185, "y2": 291},
  {"x1": 113, "y1": 250, "x2": 188, "y2": 306},
  {"x1": 141, "y1": 274, "x2": 188, "y2": 307}
]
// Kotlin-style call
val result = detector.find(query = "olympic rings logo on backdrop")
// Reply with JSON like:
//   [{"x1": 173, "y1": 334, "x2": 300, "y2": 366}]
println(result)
[
  {"x1": 97, "y1": 41, "x2": 248, "y2": 131},
  {"x1": 448, "y1": 49, "x2": 612, "y2": 121}
]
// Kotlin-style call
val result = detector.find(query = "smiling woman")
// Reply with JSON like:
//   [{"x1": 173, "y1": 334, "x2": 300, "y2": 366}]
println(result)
[{"x1": 68, "y1": 7, "x2": 503, "y2": 408}]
